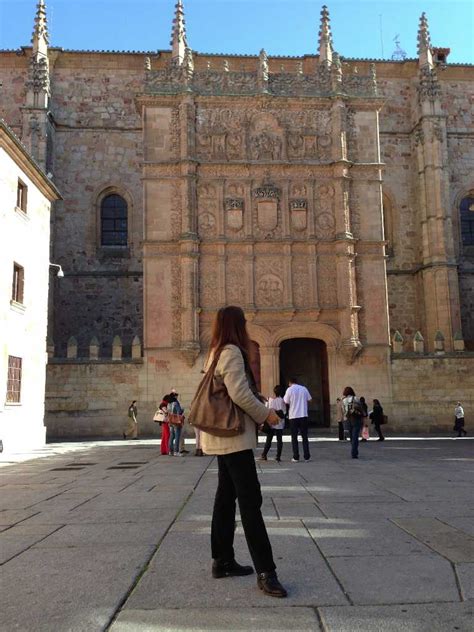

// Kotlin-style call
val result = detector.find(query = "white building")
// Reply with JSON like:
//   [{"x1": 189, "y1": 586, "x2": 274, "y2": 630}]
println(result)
[{"x1": 0, "y1": 119, "x2": 60, "y2": 453}]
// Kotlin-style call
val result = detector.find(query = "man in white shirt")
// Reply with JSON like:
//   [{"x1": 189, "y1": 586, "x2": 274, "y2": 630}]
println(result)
[{"x1": 283, "y1": 378, "x2": 312, "y2": 462}]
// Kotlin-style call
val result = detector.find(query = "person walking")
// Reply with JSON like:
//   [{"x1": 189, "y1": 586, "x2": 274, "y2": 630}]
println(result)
[
  {"x1": 258, "y1": 385, "x2": 286, "y2": 462},
  {"x1": 369, "y1": 398, "x2": 385, "y2": 441},
  {"x1": 284, "y1": 378, "x2": 312, "y2": 462},
  {"x1": 167, "y1": 393, "x2": 184, "y2": 456},
  {"x1": 200, "y1": 305, "x2": 287, "y2": 598},
  {"x1": 454, "y1": 402, "x2": 467, "y2": 437},
  {"x1": 336, "y1": 397, "x2": 345, "y2": 441},
  {"x1": 123, "y1": 400, "x2": 138, "y2": 440},
  {"x1": 342, "y1": 386, "x2": 364, "y2": 459}
]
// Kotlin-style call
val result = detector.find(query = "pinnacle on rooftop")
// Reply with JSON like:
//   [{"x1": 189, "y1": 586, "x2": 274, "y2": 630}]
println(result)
[
  {"x1": 318, "y1": 5, "x2": 333, "y2": 64},
  {"x1": 31, "y1": 0, "x2": 49, "y2": 51},
  {"x1": 417, "y1": 12, "x2": 433, "y2": 67},
  {"x1": 170, "y1": 0, "x2": 188, "y2": 65}
]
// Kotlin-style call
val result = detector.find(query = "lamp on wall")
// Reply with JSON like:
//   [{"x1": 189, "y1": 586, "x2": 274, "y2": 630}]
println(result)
[{"x1": 49, "y1": 263, "x2": 64, "y2": 278}]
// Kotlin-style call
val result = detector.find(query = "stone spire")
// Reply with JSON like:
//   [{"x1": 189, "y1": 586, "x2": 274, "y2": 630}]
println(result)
[
  {"x1": 31, "y1": 0, "x2": 49, "y2": 58},
  {"x1": 318, "y1": 5, "x2": 333, "y2": 65},
  {"x1": 170, "y1": 0, "x2": 188, "y2": 65},
  {"x1": 417, "y1": 12, "x2": 433, "y2": 68}
]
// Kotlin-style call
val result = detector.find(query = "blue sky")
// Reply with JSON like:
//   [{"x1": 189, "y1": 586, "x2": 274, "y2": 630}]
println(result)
[{"x1": 0, "y1": 0, "x2": 472, "y2": 63}]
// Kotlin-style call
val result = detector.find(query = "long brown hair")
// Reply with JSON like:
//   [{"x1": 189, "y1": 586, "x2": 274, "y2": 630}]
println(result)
[{"x1": 209, "y1": 305, "x2": 251, "y2": 361}]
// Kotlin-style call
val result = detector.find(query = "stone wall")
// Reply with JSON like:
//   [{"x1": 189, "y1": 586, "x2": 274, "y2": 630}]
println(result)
[{"x1": 391, "y1": 355, "x2": 474, "y2": 431}]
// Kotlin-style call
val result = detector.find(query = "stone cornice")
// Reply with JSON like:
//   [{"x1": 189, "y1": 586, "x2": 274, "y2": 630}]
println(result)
[{"x1": 0, "y1": 119, "x2": 61, "y2": 201}]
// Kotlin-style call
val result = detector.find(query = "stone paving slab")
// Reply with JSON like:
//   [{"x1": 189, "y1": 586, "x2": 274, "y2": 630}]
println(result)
[
  {"x1": 456, "y1": 563, "x2": 474, "y2": 600},
  {"x1": 393, "y1": 517, "x2": 474, "y2": 563},
  {"x1": 442, "y1": 517, "x2": 474, "y2": 537},
  {"x1": 110, "y1": 607, "x2": 322, "y2": 631},
  {"x1": 305, "y1": 518, "x2": 434, "y2": 557},
  {"x1": 327, "y1": 554, "x2": 460, "y2": 604},
  {"x1": 319, "y1": 602, "x2": 474, "y2": 631},
  {"x1": 126, "y1": 520, "x2": 348, "y2": 608},
  {"x1": 0, "y1": 545, "x2": 154, "y2": 632}
]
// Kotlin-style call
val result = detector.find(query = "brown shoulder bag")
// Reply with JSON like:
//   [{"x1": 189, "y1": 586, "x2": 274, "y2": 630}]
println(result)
[{"x1": 188, "y1": 356, "x2": 245, "y2": 437}]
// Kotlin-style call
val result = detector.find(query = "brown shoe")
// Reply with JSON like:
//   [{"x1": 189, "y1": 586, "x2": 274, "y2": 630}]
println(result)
[{"x1": 257, "y1": 571, "x2": 287, "y2": 598}]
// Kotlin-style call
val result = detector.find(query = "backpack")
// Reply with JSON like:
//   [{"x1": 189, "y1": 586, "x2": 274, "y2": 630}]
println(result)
[{"x1": 347, "y1": 397, "x2": 364, "y2": 419}]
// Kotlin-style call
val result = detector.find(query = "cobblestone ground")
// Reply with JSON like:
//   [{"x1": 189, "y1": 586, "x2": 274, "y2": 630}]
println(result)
[{"x1": 1, "y1": 437, "x2": 473, "y2": 631}]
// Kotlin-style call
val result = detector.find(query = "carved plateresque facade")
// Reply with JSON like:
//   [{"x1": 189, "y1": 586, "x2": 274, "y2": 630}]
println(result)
[{"x1": 1, "y1": 2, "x2": 473, "y2": 436}]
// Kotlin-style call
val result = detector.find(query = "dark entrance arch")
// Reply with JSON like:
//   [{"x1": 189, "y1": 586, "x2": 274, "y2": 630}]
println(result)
[{"x1": 279, "y1": 338, "x2": 330, "y2": 427}]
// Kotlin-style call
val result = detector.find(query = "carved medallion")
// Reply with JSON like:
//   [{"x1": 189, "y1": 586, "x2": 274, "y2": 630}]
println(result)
[
  {"x1": 257, "y1": 273, "x2": 284, "y2": 307},
  {"x1": 316, "y1": 212, "x2": 336, "y2": 239}
]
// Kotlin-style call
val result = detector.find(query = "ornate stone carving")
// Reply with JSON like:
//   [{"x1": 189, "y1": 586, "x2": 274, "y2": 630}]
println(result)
[
  {"x1": 290, "y1": 199, "x2": 308, "y2": 231},
  {"x1": 200, "y1": 257, "x2": 219, "y2": 306},
  {"x1": 226, "y1": 258, "x2": 247, "y2": 304},
  {"x1": 225, "y1": 198, "x2": 244, "y2": 231},
  {"x1": 315, "y1": 212, "x2": 335, "y2": 239},
  {"x1": 256, "y1": 258, "x2": 284, "y2": 307},
  {"x1": 318, "y1": 256, "x2": 338, "y2": 306},
  {"x1": 252, "y1": 184, "x2": 281, "y2": 237},
  {"x1": 418, "y1": 65, "x2": 441, "y2": 103},
  {"x1": 171, "y1": 258, "x2": 182, "y2": 346},
  {"x1": 28, "y1": 57, "x2": 50, "y2": 95},
  {"x1": 250, "y1": 113, "x2": 284, "y2": 161},
  {"x1": 170, "y1": 181, "x2": 182, "y2": 239},
  {"x1": 197, "y1": 182, "x2": 218, "y2": 237},
  {"x1": 292, "y1": 257, "x2": 311, "y2": 307}
]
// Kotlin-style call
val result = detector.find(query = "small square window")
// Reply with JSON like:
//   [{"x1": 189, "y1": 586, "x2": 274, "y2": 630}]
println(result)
[
  {"x1": 17, "y1": 180, "x2": 28, "y2": 213},
  {"x1": 12, "y1": 263, "x2": 24, "y2": 304},
  {"x1": 6, "y1": 356, "x2": 22, "y2": 403}
]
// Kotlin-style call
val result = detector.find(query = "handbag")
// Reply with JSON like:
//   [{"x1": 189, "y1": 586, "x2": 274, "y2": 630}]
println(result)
[
  {"x1": 362, "y1": 425, "x2": 370, "y2": 440},
  {"x1": 153, "y1": 409, "x2": 166, "y2": 423},
  {"x1": 381, "y1": 414, "x2": 388, "y2": 425},
  {"x1": 188, "y1": 355, "x2": 245, "y2": 437}
]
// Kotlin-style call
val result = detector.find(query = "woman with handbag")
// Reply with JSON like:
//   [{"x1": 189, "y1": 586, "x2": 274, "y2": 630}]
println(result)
[
  {"x1": 167, "y1": 393, "x2": 184, "y2": 456},
  {"x1": 198, "y1": 305, "x2": 287, "y2": 598},
  {"x1": 258, "y1": 385, "x2": 286, "y2": 462},
  {"x1": 157, "y1": 394, "x2": 171, "y2": 455}
]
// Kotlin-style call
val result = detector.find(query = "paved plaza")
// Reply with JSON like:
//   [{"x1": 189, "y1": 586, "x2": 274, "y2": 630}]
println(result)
[{"x1": 1, "y1": 436, "x2": 473, "y2": 631}]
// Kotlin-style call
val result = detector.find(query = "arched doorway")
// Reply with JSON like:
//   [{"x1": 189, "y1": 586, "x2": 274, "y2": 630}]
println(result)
[{"x1": 279, "y1": 338, "x2": 330, "y2": 427}]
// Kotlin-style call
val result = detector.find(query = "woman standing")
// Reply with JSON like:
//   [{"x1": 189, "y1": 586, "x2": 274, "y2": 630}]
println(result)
[
  {"x1": 123, "y1": 400, "x2": 138, "y2": 440},
  {"x1": 159, "y1": 394, "x2": 171, "y2": 455},
  {"x1": 259, "y1": 385, "x2": 286, "y2": 462},
  {"x1": 201, "y1": 305, "x2": 287, "y2": 598},
  {"x1": 359, "y1": 396, "x2": 369, "y2": 441},
  {"x1": 336, "y1": 397, "x2": 345, "y2": 441},
  {"x1": 167, "y1": 393, "x2": 184, "y2": 456},
  {"x1": 342, "y1": 387, "x2": 363, "y2": 459},
  {"x1": 370, "y1": 399, "x2": 385, "y2": 441}
]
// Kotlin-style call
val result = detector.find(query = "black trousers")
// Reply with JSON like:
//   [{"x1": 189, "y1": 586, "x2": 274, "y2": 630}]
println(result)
[
  {"x1": 211, "y1": 449, "x2": 276, "y2": 574},
  {"x1": 262, "y1": 429, "x2": 283, "y2": 459},
  {"x1": 289, "y1": 417, "x2": 310, "y2": 460},
  {"x1": 338, "y1": 421, "x2": 345, "y2": 440},
  {"x1": 374, "y1": 422, "x2": 385, "y2": 440}
]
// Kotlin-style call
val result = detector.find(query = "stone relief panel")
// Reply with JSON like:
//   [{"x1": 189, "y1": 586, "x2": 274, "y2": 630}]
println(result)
[
  {"x1": 226, "y1": 257, "x2": 247, "y2": 304},
  {"x1": 171, "y1": 257, "x2": 182, "y2": 346},
  {"x1": 249, "y1": 112, "x2": 283, "y2": 161},
  {"x1": 255, "y1": 258, "x2": 284, "y2": 308},
  {"x1": 315, "y1": 183, "x2": 336, "y2": 239},
  {"x1": 197, "y1": 182, "x2": 218, "y2": 238},
  {"x1": 292, "y1": 256, "x2": 311, "y2": 308},
  {"x1": 170, "y1": 180, "x2": 183, "y2": 239},
  {"x1": 199, "y1": 256, "x2": 220, "y2": 307},
  {"x1": 318, "y1": 256, "x2": 338, "y2": 307},
  {"x1": 195, "y1": 106, "x2": 332, "y2": 163}
]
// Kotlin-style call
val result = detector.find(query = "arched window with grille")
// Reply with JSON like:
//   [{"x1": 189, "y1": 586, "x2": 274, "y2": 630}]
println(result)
[
  {"x1": 100, "y1": 194, "x2": 128, "y2": 246},
  {"x1": 460, "y1": 194, "x2": 474, "y2": 247}
]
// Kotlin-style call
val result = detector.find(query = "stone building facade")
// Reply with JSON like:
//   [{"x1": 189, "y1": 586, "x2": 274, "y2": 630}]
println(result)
[
  {"x1": 1, "y1": 2, "x2": 473, "y2": 437},
  {"x1": 0, "y1": 119, "x2": 60, "y2": 451}
]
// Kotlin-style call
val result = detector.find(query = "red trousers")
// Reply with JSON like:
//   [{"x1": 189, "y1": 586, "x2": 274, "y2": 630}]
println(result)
[{"x1": 161, "y1": 422, "x2": 170, "y2": 455}]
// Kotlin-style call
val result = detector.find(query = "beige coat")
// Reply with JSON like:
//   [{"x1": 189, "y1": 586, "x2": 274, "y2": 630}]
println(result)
[{"x1": 201, "y1": 344, "x2": 269, "y2": 456}]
